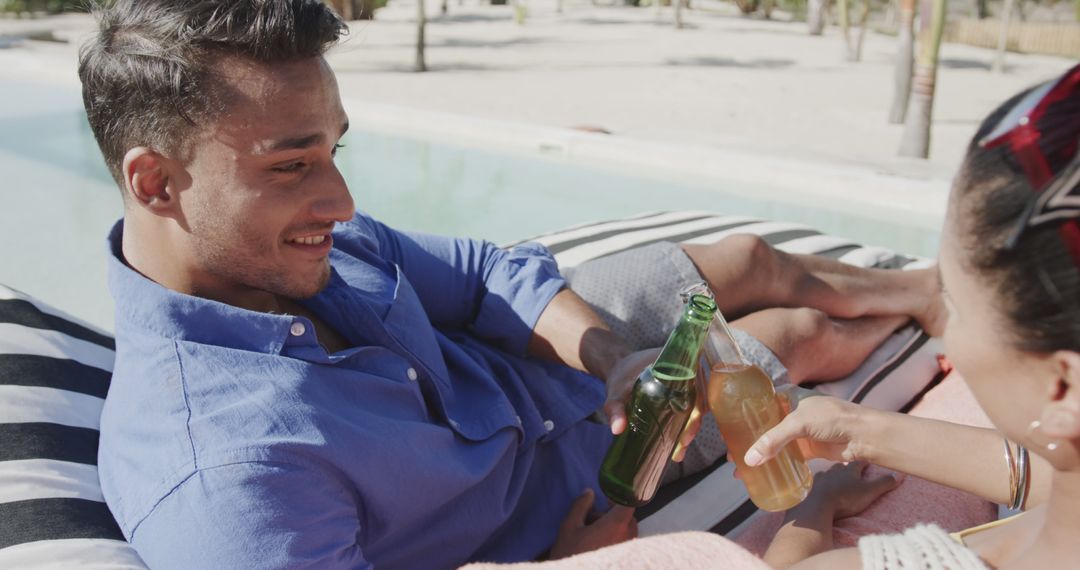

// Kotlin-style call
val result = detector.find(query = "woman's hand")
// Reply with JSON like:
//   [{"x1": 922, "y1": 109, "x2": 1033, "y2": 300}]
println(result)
[
  {"x1": 743, "y1": 387, "x2": 879, "y2": 468},
  {"x1": 791, "y1": 461, "x2": 903, "y2": 522}
]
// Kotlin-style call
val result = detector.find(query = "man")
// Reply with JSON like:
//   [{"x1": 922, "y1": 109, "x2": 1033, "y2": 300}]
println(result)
[{"x1": 82, "y1": 1, "x2": 942, "y2": 568}]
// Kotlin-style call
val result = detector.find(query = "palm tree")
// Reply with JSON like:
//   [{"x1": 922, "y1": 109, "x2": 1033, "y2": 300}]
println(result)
[
  {"x1": 889, "y1": 0, "x2": 916, "y2": 123},
  {"x1": 837, "y1": 0, "x2": 854, "y2": 60},
  {"x1": 993, "y1": 0, "x2": 1015, "y2": 73},
  {"x1": 416, "y1": 0, "x2": 428, "y2": 72},
  {"x1": 899, "y1": 0, "x2": 947, "y2": 158},
  {"x1": 807, "y1": 0, "x2": 828, "y2": 35}
]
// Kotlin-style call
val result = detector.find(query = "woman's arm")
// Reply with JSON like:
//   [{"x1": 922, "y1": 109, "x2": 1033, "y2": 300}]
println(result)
[{"x1": 746, "y1": 393, "x2": 1051, "y2": 509}]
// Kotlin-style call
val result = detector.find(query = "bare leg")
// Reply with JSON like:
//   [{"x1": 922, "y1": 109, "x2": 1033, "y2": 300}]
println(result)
[
  {"x1": 731, "y1": 308, "x2": 909, "y2": 384},
  {"x1": 681, "y1": 235, "x2": 945, "y2": 336}
]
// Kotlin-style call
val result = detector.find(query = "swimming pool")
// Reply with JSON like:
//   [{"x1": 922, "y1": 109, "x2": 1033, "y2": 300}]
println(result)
[{"x1": 0, "y1": 77, "x2": 943, "y2": 331}]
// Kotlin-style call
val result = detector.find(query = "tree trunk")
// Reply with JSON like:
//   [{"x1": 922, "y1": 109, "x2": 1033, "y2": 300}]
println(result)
[
  {"x1": 993, "y1": 0, "x2": 1014, "y2": 73},
  {"x1": 350, "y1": 0, "x2": 377, "y2": 20},
  {"x1": 674, "y1": 0, "x2": 684, "y2": 28},
  {"x1": 513, "y1": 0, "x2": 527, "y2": 25},
  {"x1": 807, "y1": 0, "x2": 827, "y2": 34},
  {"x1": 441, "y1": 0, "x2": 448, "y2": 15},
  {"x1": 854, "y1": 0, "x2": 871, "y2": 61},
  {"x1": 328, "y1": 0, "x2": 353, "y2": 19},
  {"x1": 889, "y1": 0, "x2": 916, "y2": 123},
  {"x1": 899, "y1": 0, "x2": 946, "y2": 158},
  {"x1": 416, "y1": 0, "x2": 427, "y2": 72},
  {"x1": 975, "y1": 0, "x2": 988, "y2": 18},
  {"x1": 838, "y1": 0, "x2": 855, "y2": 61}
]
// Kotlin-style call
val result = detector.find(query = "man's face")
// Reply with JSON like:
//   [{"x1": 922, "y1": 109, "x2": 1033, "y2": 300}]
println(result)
[{"x1": 176, "y1": 55, "x2": 354, "y2": 306}]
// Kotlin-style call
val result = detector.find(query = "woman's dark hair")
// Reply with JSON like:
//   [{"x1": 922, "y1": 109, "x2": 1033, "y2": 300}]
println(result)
[
  {"x1": 78, "y1": 0, "x2": 347, "y2": 187},
  {"x1": 954, "y1": 81, "x2": 1080, "y2": 353}
]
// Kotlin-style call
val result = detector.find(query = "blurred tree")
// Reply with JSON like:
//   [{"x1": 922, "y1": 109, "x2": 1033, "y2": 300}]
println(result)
[
  {"x1": 993, "y1": 0, "x2": 1014, "y2": 72},
  {"x1": 899, "y1": 0, "x2": 947, "y2": 158},
  {"x1": 416, "y1": 0, "x2": 427, "y2": 71},
  {"x1": 807, "y1": 0, "x2": 829, "y2": 34},
  {"x1": 324, "y1": 0, "x2": 378, "y2": 20},
  {"x1": 889, "y1": 0, "x2": 916, "y2": 123}
]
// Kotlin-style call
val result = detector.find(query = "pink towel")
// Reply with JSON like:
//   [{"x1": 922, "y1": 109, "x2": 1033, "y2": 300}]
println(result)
[{"x1": 460, "y1": 532, "x2": 771, "y2": 570}]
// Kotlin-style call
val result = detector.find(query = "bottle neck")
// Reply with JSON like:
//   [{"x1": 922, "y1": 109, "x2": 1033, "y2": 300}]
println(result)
[{"x1": 653, "y1": 294, "x2": 716, "y2": 379}]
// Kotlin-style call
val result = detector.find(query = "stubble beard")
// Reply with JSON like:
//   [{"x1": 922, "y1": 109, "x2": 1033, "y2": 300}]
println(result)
[{"x1": 191, "y1": 215, "x2": 331, "y2": 305}]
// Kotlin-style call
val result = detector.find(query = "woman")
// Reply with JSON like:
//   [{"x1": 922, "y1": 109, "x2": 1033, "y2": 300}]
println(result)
[{"x1": 756, "y1": 63, "x2": 1080, "y2": 569}]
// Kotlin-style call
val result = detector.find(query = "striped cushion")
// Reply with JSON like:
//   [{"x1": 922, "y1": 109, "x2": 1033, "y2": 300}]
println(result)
[
  {"x1": 517, "y1": 210, "x2": 944, "y2": 538},
  {"x1": 0, "y1": 285, "x2": 147, "y2": 569}
]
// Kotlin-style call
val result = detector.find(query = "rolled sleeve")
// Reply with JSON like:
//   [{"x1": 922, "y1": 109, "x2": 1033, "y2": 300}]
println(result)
[
  {"x1": 471, "y1": 241, "x2": 566, "y2": 356},
  {"x1": 341, "y1": 213, "x2": 565, "y2": 355}
]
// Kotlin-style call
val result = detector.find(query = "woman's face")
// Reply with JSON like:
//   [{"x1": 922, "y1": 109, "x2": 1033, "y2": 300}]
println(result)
[{"x1": 939, "y1": 198, "x2": 1053, "y2": 444}]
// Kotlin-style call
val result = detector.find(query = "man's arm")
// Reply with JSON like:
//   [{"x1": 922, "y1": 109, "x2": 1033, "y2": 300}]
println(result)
[{"x1": 527, "y1": 288, "x2": 632, "y2": 381}]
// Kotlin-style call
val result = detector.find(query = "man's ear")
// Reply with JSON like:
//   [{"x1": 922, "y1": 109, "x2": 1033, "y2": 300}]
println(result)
[
  {"x1": 1040, "y1": 351, "x2": 1080, "y2": 441},
  {"x1": 121, "y1": 147, "x2": 180, "y2": 215}
]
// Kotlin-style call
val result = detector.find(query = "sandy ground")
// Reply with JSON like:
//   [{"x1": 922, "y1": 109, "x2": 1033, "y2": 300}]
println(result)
[{"x1": 0, "y1": 3, "x2": 1075, "y2": 183}]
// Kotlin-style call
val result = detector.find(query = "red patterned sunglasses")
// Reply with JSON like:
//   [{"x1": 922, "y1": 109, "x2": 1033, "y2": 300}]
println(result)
[{"x1": 979, "y1": 63, "x2": 1080, "y2": 264}]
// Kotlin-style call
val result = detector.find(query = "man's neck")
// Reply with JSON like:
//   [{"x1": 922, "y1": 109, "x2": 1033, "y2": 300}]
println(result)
[{"x1": 121, "y1": 219, "x2": 280, "y2": 314}]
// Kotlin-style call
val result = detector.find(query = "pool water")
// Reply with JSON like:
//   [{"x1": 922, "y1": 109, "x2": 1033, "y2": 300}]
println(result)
[{"x1": 1, "y1": 78, "x2": 940, "y2": 331}]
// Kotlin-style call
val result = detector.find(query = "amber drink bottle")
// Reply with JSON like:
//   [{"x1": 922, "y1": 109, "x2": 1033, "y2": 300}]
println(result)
[
  {"x1": 704, "y1": 310, "x2": 813, "y2": 512},
  {"x1": 599, "y1": 293, "x2": 718, "y2": 507}
]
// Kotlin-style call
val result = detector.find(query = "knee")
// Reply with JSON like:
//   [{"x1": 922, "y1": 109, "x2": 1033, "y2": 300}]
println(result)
[
  {"x1": 786, "y1": 308, "x2": 833, "y2": 347},
  {"x1": 716, "y1": 234, "x2": 774, "y2": 265},
  {"x1": 708, "y1": 234, "x2": 779, "y2": 279}
]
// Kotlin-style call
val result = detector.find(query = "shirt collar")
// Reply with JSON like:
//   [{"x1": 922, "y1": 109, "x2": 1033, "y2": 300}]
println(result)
[{"x1": 106, "y1": 219, "x2": 306, "y2": 355}]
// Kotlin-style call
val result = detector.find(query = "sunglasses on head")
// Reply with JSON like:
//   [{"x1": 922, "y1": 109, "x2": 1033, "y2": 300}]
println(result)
[{"x1": 978, "y1": 63, "x2": 1080, "y2": 263}]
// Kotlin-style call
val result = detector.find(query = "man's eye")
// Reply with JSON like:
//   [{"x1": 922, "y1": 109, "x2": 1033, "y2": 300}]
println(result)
[
  {"x1": 273, "y1": 162, "x2": 305, "y2": 173},
  {"x1": 332, "y1": 143, "x2": 346, "y2": 157}
]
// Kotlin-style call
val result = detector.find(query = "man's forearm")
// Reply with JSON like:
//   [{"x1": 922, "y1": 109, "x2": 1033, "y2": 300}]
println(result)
[{"x1": 527, "y1": 288, "x2": 632, "y2": 381}]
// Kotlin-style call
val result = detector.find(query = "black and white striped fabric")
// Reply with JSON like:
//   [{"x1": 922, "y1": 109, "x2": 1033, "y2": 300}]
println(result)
[
  {"x1": 516, "y1": 210, "x2": 944, "y2": 539},
  {"x1": 0, "y1": 285, "x2": 147, "y2": 569}
]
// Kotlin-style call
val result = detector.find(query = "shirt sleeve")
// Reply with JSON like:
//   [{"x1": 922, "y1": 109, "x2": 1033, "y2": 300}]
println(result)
[
  {"x1": 346, "y1": 213, "x2": 566, "y2": 356},
  {"x1": 128, "y1": 461, "x2": 371, "y2": 570}
]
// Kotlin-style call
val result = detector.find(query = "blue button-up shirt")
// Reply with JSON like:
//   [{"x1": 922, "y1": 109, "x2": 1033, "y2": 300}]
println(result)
[{"x1": 98, "y1": 213, "x2": 612, "y2": 570}]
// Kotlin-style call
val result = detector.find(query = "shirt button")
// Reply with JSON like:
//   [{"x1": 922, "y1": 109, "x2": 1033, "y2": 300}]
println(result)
[
  {"x1": 515, "y1": 415, "x2": 522, "y2": 425},
  {"x1": 543, "y1": 420, "x2": 555, "y2": 432},
  {"x1": 289, "y1": 322, "x2": 306, "y2": 337},
  {"x1": 406, "y1": 367, "x2": 418, "y2": 381},
  {"x1": 449, "y1": 419, "x2": 460, "y2": 430}
]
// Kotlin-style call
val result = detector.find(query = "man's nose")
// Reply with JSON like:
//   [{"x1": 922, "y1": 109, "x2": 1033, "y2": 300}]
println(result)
[{"x1": 312, "y1": 164, "x2": 355, "y2": 223}]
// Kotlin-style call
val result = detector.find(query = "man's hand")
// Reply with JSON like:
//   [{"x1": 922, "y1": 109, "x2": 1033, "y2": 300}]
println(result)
[
  {"x1": 548, "y1": 489, "x2": 637, "y2": 560},
  {"x1": 602, "y1": 348, "x2": 707, "y2": 463}
]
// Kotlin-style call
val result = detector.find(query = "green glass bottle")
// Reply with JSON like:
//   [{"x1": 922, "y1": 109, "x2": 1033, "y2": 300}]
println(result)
[{"x1": 599, "y1": 292, "x2": 718, "y2": 507}]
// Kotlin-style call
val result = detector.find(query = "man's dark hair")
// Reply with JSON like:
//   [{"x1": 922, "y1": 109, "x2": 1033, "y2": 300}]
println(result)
[
  {"x1": 78, "y1": 0, "x2": 347, "y2": 187},
  {"x1": 955, "y1": 85, "x2": 1080, "y2": 353}
]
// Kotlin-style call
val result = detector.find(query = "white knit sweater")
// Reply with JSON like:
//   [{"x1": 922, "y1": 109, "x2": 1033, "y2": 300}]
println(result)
[{"x1": 858, "y1": 524, "x2": 990, "y2": 570}]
